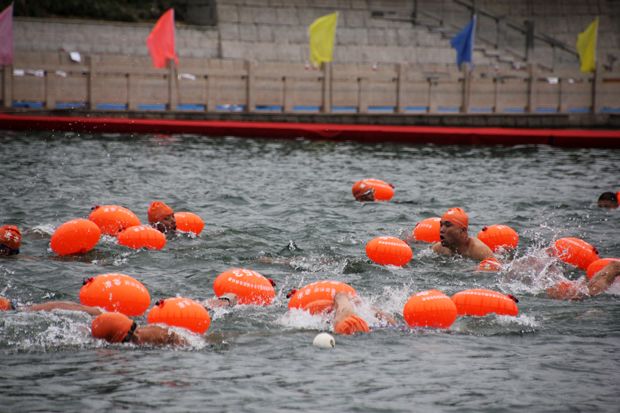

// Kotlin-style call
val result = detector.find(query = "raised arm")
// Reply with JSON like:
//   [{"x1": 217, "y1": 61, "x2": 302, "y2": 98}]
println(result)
[
  {"x1": 587, "y1": 261, "x2": 620, "y2": 296},
  {"x1": 24, "y1": 301, "x2": 103, "y2": 316}
]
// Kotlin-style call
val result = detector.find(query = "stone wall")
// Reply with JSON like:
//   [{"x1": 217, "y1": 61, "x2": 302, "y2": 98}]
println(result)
[
  {"x1": 12, "y1": 0, "x2": 620, "y2": 69},
  {"x1": 215, "y1": 0, "x2": 469, "y2": 65},
  {"x1": 418, "y1": 0, "x2": 619, "y2": 68},
  {"x1": 14, "y1": 17, "x2": 220, "y2": 59}
]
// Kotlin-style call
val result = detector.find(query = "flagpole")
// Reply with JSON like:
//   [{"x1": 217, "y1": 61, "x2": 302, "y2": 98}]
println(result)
[
  {"x1": 168, "y1": 59, "x2": 179, "y2": 111},
  {"x1": 592, "y1": 16, "x2": 600, "y2": 114}
]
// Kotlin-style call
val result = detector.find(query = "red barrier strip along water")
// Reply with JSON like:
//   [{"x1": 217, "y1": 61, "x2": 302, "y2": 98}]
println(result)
[{"x1": 0, "y1": 113, "x2": 619, "y2": 147}]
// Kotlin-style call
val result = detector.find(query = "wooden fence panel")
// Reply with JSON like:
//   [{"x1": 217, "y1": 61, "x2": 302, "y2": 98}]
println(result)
[
  {"x1": 2, "y1": 54, "x2": 617, "y2": 114},
  {"x1": 469, "y1": 72, "x2": 496, "y2": 113},
  {"x1": 533, "y1": 76, "x2": 561, "y2": 112},
  {"x1": 598, "y1": 73, "x2": 620, "y2": 112},
  {"x1": 496, "y1": 76, "x2": 529, "y2": 113}
]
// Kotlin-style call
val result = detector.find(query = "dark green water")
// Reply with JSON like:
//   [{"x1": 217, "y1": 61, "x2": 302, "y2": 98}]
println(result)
[{"x1": 0, "y1": 130, "x2": 618, "y2": 412}]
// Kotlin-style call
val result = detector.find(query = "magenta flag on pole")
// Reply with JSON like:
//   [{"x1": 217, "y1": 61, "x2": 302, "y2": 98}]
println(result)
[
  {"x1": 146, "y1": 8, "x2": 179, "y2": 68},
  {"x1": 0, "y1": 3, "x2": 13, "y2": 65}
]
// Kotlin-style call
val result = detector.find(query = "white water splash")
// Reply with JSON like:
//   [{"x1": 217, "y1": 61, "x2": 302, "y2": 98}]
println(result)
[{"x1": 276, "y1": 309, "x2": 331, "y2": 331}]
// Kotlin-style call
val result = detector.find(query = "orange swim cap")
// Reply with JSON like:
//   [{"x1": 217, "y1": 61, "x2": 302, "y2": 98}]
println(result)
[
  {"x1": 91, "y1": 312, "x2": 135, "y2": 343},
  {"x1": 334, "y1": 314, "x2": 370, "y2": 335},
  {"x1": 441, "y1": 208, "x2": 468, "y2": 229},
  {"x1": 0, "y1": 225, "x2": 21, "y2": 250},
  {"x1": 148, "y1": 201, "x2": 174, "y2": 224},
  {"x1": 0, "y1": 297, "x2": 14, "y2": 311}
]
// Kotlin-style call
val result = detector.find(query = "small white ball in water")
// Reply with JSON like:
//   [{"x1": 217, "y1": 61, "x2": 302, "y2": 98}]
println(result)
[{"x1": 313, "y1": 333, "x2": 335, "y2": 349}]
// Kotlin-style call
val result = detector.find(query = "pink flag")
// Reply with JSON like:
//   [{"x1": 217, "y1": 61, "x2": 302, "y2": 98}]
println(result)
[
  {"x1": 0, "y1": 3, "x2": 13, "y2": 65},
  {"x1": 146, "y1": 8, "x2": 179, "y2": 69}
]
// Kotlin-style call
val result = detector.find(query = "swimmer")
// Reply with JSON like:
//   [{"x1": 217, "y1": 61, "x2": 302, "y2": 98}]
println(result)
[
  {"x1": 148, "y1": 201, "x2": 176, "y2": 234},
  {"x1": 332, "y1": 292, "x2": 371, "y2": 335},
  {"x1": 330, "y1": 293, "x2": 396, "y2": 335},
  {"x1": 0, "y1": 296, "x2": 103, "y2": 316},
  {"x1": 597, "y1": 192, "x2": 618, "y2": 209},
  {"x1": 353, "y1": 186, "x2": 375, "y2": 202},
  {"x1": 546, "y1": 261, "x2": 620, "y2": 300},
  {"x1": 432, "y1": 208, "x2": 495, "y2": 261},
  {"x1": 0, "y1": 225, "x2": 21, "y2": 256},
  {"x1": 91, "y1": 312, "x2": 187, "y2": 346},
  {"x1": 200, "y1": 292, "x2": 238, "y2": 311}
]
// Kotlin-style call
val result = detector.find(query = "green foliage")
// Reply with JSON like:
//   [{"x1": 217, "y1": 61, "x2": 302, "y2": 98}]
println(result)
[{"x1": 0, "y1": 0, "x2": 188, "y2": 22}]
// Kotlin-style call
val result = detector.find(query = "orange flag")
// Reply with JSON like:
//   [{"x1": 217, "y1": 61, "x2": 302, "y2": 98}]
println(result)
[{"x1": 146, "y1": 9, "x2": 179, "y2": 68}]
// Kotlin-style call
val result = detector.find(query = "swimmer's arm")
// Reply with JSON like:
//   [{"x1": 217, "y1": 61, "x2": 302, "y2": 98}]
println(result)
[
  {"x1": 587, "y1": 261, "x2": 620, "y2": 296},
  {"x1": 201, "y1": 293, "x2": 238, "y2": 311},
  {"x1": 24, "y1": 301, "x2": 103, "y2": 316},
  {"x1": 373, "y1": 308, "x2": 396, "y2": 326},
  {"x1": 133, "y1": 325, "x2": 188, "y2": 346},
  {"x1": 546, "y1": 280, "x2": 588, "y2": 300}
]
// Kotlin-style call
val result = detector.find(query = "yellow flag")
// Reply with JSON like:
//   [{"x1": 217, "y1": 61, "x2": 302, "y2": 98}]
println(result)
[
  {"x1": 576, "y1": 17, "x2": 598, "y2": 73},
  {"x1": 308, "y1": 12, "x2": 338, "y2": 67}
]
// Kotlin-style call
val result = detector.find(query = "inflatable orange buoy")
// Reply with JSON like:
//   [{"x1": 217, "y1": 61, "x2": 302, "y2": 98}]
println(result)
[
  {"x1": 288, "y1": 280, "x2": 357, "y2": 315},
  {"x1": 366, "y1": 236, "x2": 413, "y2": 267},
  {"x1": 551, "y1": 237, "x2": 599, "y2": 270},
  {"x1": 50, "y1": 218, "x2": 101, "y2": 256},
  {"x1": 586, "y1": 258, "x2": 620, "y2": 279},
  {"x1": 451, "y1": 289, "x2": 518, "y2": 317},
  {"x1": 213, "y1": 268, "x2": 275, "y2": 305},
  {"x1": 88, "y1": 205, "x2": 141, "y2": 236},
  {"x1": 79, "y1": 273, "x2": 150, "y2": 316},
  {"x1": 403, "y1": 290, "x2": 457, "y2": 329},
  {"x1": 477, "y1": 257, "x2": 502, "y2": 272},
  {"x1": 352, "y1": 178, "x2": 394, "y2": 201},
  {"x1": 117, "y1": 225, "x2": 166, "y2": 250},
  {"x1": 412, "y1": 217, "x2": 441, "y2": 243},
  {"x1": 477, "y1": 225, "x2": 519, "y2": 252},
  {"x1": 174, "y1": 212, "x2": 204, "y2": 235},
  {"x1": 147, "y1": 297, "x2": 211, "y2": 334}
]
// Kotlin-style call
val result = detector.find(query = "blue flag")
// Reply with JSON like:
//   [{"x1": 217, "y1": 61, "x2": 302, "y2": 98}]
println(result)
[{"x1": 450, "y1": 15, "x2": 476, "y2": 67}]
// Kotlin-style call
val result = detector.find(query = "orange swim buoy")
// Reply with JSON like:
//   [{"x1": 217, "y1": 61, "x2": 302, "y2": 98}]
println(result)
[
  {"x1": 477, "y1": 257, "x2": 502, "y2": 272},
  {"x1": 117, "y1": 225, "x2": 166, "y2": 250},
  {"x1": 213, "y1": 268, "x2": 275, "y2": 305},
  {"x1": 50, "y1": 218, "x2": 101, "y2": 256},
  {"x1": 366, "y1": 236, "x2": 413, "y2": 267},
  {"x1": 352, "y1": 178, "x2": 394, "y2": 201},
  {"x1": 88, "y1": 205, "x2": 141, "y2": 236},
  {"x1": 403, "y1": 289, "x2": 457, "y2": 329},
  {"x1": 79, "y1": 273, "x2": 151, "y2": 316},
  {"x1": 586, "y1": 258, "x2": 620, "y2": 279},
  {"x1": 174, "y1": 212, "x2": 204, "y2": 235},
  {"x1": 147, "y1": 297, "x2": 211, "y2": 334},
  {"x1": 288, "y1": 280, "x2": 357, "y2": 315},
  {"x1": 412, "y1": 217, "x2": 441, "y2": 243},
  {"x1": 551, "y1": 237, "x2": 599, "y2": 270},
  {"x1": 451, "y1": 289, "x2": 518, "y2": 317},
  {"x1": 477, "y1": 224, "x2": 519, "y2": 252}
]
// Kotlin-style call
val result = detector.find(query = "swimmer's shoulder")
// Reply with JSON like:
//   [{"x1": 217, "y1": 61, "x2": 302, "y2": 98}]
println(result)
[{"x1": 432, "y1": 242, "x2": 451, "y2": 255}]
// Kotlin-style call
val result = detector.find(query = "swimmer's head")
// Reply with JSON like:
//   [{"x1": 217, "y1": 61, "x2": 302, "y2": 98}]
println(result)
[
  {"x1": 441, "y1": 208, "x2": 468, "y2": 229},
  {"x1": 0, "y1": 297, "x2": 15, "y2": 311},
  {"x1": 91, "y1": 312, "x2": 137, "y2": 343},
  {"x1": 439, "y1": 208, "x2": 469, "y2": 247},
  {"x1": 148, "y1": 201, "x2": 176, "y2": 233},
  {"x1": 597, "y1": 192, "x2": 618, "y2": 209},
  {"x1": 353, "y1": 187, "x2": 375, "y2": 202},
  {"x1": 0, "y1": 225, "x2": 21, "y2": 256}
]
